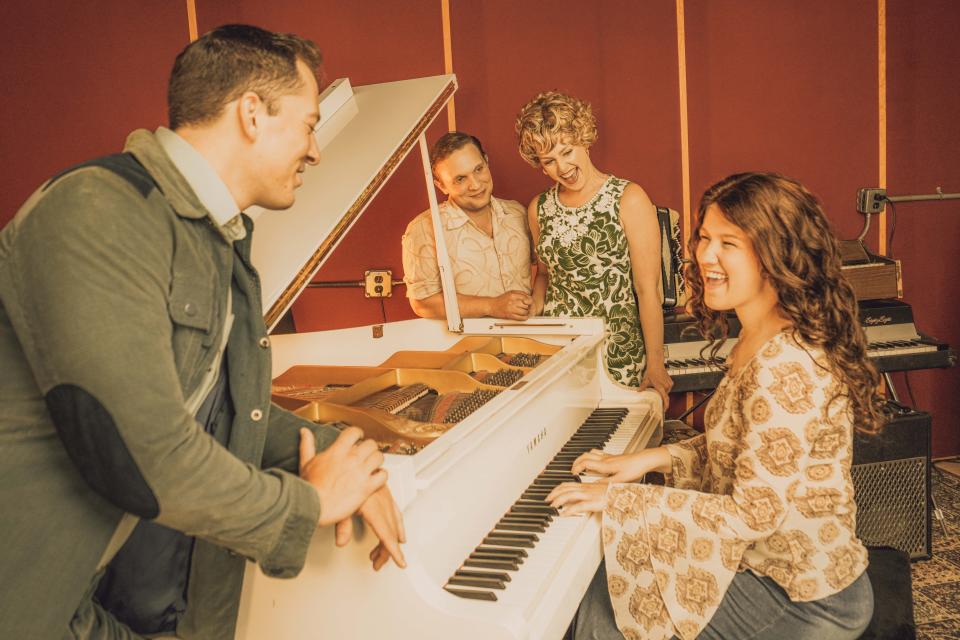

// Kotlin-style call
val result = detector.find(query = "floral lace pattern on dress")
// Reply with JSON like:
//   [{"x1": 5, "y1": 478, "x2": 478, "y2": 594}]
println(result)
[{"x1": 536, "y1": 177, "x2": 645, "y2": 386}]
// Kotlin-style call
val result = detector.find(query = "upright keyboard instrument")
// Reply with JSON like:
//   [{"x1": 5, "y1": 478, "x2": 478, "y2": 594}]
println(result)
[{"x1": 665, "y1": 299, "x2": 955, "y2": 392}]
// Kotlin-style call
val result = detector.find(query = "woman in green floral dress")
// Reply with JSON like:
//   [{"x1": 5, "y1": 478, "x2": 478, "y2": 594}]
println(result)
[{"x1": 515, "y1": 91, "x2": 672, "y2": 403}]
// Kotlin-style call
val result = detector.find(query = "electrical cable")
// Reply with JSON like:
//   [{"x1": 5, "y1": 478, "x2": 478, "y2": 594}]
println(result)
[
  {"x1": 379, "y1": 297, "x2": 387, "y2": 324},
  {"x1": 676, "y1": 388, "x2": 715, "y2": 421},
  {"x1": 884, "y1": 197, "x2": 897, "y2": 257}
]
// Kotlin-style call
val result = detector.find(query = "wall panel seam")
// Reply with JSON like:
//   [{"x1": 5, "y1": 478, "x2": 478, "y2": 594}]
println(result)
[
  {"x1": 441, "y1": 0, "x2": 456, "y2": 131},
  {"x1": 186, "y1": 0, "x2": 198, "y2": 42},
  {"x1": 675, "y1": 0, "x2": 691, "y2": 257},
  {"x1": 878, "y1": 0, "x2": 887, "y2": 255}
]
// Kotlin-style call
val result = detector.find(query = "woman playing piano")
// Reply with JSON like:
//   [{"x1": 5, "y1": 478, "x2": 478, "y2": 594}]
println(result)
[
  {"x1": 515, "y1": 92, "x2": 672, "y2": 404},
  {"x1": 548, "y1": 173, "x2": 883, "y2": 639}
]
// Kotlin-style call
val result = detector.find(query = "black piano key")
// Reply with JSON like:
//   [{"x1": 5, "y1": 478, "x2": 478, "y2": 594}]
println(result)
[
  {"x1": 455, "y1": 569, "x2": 511, "y2": 582},
  {"x1": 486, "y1": 531, "x2": 539, "y2": 542},
  {"x1": 482, "y1": 536, "x2": 535, "y2": 549},
  {"x1": 504, "y1": 515, "x2": 551, "y2": 526},
  {"x1": 511, "y1": 504, "x2": 558, "y2": 515},
  {"x1": 501, "y1": 510, "x2": 549, "y2": 519},
  {"x1": 463, "y1": 558, "x2": 519, "y2": 571},
  {"x1": 494, "y1": 521, "x2": 544, "y2": 533},
  {"x1": 444, "y1": 586, "x2": 497, "y2": 601},
  {"x1": 520, "y1": 491, "x2": 551, "y2": 500},
  {"x1": 448, "y1": 576, "x2": 507, "y2": 589},
  {"x1": 538, "y1": 471, "x2": 578, "y2": 479},
  {"x1": 475, "y1": 547, "x2": 528, "y2": 558}
]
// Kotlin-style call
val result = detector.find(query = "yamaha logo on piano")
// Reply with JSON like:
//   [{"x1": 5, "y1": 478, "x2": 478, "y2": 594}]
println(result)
[{"x1": 526, "y1": 427, "x2": 548, "y2": 454}]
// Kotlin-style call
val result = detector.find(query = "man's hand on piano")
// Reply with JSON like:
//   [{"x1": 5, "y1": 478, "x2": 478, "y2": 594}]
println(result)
[
  {"x1": 571, "y1": 446, "x2": 671, "y2": 483},
  {"x1": 351, "y1": 485, "x2": 407, "y2": 571},
  {"x1": 638, "y1": 362, "x2": 673, "y2": 406},
  {"x1": 545, "y1": 482, "x2": 608, "y2": 517},
  {"x1": 299, "y1": 427, "x2": 388, "y2": 527},
  {"x1": 489, "y1": 290, "x2": 533, "y2": 321}
]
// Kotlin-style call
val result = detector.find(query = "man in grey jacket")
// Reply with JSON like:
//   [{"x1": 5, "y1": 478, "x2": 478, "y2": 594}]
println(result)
[{"x1": 0, "y1": 24, "x2": 404, "y2": 639}]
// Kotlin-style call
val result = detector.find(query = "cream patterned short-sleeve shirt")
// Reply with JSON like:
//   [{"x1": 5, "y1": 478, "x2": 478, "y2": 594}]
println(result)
[
  {"x1": 601, "y1": 331, "x2": 868, "y2": 640},
  {"x1": 401, "y1": 197, "x2": 532, "y2": 300}
]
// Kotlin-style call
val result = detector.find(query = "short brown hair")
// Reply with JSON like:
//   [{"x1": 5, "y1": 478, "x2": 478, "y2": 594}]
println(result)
[
  {"x1": 515, "y1": 91, "x2": 598, "y2": 167},
  {"x1": 430, "y1": 131, "x2": 486, "y2": 178},
  {"x1": 168, "y1": 24, "x2": 322, "y2": 130}
]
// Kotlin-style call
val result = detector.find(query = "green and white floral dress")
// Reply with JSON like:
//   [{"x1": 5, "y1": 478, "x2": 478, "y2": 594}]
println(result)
[{"x1": 536, "y1": 176, "x2": 646, "y2": 387}]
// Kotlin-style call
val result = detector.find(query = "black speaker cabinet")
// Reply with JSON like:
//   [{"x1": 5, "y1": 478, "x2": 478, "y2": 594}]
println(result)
[{"x1": 852, "y1": 406, "x2": 932, "y2": 560}]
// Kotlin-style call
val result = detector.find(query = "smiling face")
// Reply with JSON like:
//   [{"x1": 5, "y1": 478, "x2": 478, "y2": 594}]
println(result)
[
  {"x1": 536, "y1": 141, "x2": 593, "y2": 191},
  {"x1": 433, "y1": 143, "x2": 494, "y2": 213},
  {"x1": 249, "y1": 59, "x2": 321, "y2": 210},
  {"x1": 695, "y1": 204, "x2": 780, "y2": 319}
]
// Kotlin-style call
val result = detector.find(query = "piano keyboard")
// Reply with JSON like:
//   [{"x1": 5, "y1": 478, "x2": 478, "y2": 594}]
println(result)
[
  {"x1": 867, "y1": 339, "x2": 937, "y2": 359},
  {"x1": 443, "y1": 407, "x2": 648, "y2": 602},
  {"x1": 666, "y1": 338, "x2": 952, "y2": 393}
]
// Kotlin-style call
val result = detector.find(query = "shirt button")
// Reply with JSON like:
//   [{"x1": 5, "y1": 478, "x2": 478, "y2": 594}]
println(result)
[
  {"x1": 250, "y1": 408, "x2": 263, "y2": 421},
  {"x1": 259, "y1": 337, "x2": 270, "y2": 348},
  {"x1": 184, "y1": 302, "x2": 197, "y2": 317}
]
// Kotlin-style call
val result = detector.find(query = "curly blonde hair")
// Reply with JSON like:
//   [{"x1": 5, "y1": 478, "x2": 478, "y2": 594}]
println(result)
[
  {"x1": 515, "y1": 91, "x2": 598, "y2": 167},
  {"x1": 687, "y1": 172, "x2": 884, "y2": 435}
]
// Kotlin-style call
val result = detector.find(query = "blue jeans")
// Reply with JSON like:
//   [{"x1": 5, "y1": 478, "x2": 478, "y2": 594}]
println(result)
[{"x1": 573, "y1": 562, "x2": 873, "y2": 639}]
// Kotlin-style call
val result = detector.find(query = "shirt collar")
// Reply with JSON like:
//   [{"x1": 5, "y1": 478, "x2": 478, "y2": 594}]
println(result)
[
  {"x1": 441, "y1": 197, "x2": 504, "y2": 231},
  {"x1": 155, "y1": 127, "x2": 246, "y2": 242}
]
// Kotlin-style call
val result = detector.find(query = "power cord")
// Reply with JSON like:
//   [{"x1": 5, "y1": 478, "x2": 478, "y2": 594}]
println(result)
[{"x1": 884, "y1": 197, "x2": 897, "y2": 257}]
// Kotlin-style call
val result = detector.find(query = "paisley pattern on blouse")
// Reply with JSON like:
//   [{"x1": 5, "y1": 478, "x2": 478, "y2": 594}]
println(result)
[
  {"x1": 601, "y1": 331, "x2": 868, "y2": 640},
  {"x1": 536, "y1": 176, "x2": 645, "y2": 387}
]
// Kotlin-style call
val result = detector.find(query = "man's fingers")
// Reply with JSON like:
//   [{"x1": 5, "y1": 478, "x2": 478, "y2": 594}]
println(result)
[
  {"x1": 359, "y1": 443, "x2": 385, "y2": 471},
  {"x1": 335, "y1": 518, "x2": 353, "y2": 547},
  {"x1": 371, "y1": 544, "x2": 391, "y2": 571},
  {"x1": 326, "y1": 426, "x2": 364, "y2": 457},
  {"x1": 354, "y1": 437, "x2": 380, "y2": 459},
  {"x1": 365, "y1": 504, "x2": 406, "y2": 569},
  {"x1": 394, "y1": 500, "x2": 407, "y2": 544},
  {"x1": 299, "y1": 428, "x2": 316, "y2": 472},
  {"x1": 367, "y1": 468, "x2": 389, "y2": 494}
]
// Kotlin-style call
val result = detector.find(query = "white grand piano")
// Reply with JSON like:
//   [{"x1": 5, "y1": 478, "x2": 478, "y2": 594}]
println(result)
[{"x1": 235, "y1": 74, "x2": 663, "y2": 639}]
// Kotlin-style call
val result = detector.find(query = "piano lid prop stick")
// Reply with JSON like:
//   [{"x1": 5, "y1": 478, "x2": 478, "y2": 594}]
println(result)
[{"x1": 419, "y1": 133, "x2": 463, "y2": 333}]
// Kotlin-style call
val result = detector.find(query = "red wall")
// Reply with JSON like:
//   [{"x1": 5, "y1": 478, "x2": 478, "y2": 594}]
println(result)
[
  {"x1": 685, "y1": 0, "x2": 879, "y2": 243},
  {"x1": 886, "y1": 0, "x2": 960, "y2": 457},
  {"x1": 451, "y1": 0, "x2": 683, "y2": 222},
  {"x1": 3, "y1": 1, "x2": 958, "y2": 455},
  {"x1": 1, "y1": 1, "x2": 188, "y2": 224}
]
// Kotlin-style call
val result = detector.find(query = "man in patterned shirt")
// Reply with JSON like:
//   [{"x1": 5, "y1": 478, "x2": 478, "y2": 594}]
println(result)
[{"x1": 401, "y1": 132, "x2": 534, "y2": 320}]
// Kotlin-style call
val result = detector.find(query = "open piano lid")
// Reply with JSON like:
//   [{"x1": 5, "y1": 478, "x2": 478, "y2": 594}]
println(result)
[{"x1": 247, "y1": 74, "x2": 457, "y2": 331}]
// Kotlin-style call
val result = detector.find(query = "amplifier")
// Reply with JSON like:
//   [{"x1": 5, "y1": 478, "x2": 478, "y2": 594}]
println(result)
[{"x1": 852, "y1": 406, "x2": 932, "y2": 560}]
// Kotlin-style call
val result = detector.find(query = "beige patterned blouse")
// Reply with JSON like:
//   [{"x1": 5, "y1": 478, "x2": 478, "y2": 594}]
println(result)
[
  {"x1": 601, "y1": 330, "x2": 868, "y2": 640},
  {"x1": 401, "y1": 197, "x2": 532, "y2": 300}
]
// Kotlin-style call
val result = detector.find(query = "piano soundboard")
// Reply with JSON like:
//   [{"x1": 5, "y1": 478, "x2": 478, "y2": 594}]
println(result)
[
  {"x1": 665, "y1": 299, "x2": 956, "y2": 393},
  {"x1": 236, "y1": 318, "x2": 663, "y2": 639}
]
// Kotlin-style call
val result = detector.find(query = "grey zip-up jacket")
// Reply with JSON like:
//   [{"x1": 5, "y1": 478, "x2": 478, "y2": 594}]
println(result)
[{"x1": 0, "y1": 129, "x2": 340, "y2": 639}]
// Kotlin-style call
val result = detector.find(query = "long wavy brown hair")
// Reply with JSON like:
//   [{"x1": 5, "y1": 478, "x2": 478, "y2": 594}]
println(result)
[{"x1": 687, "y1": 172, "x2": 884, "y2": 434}]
